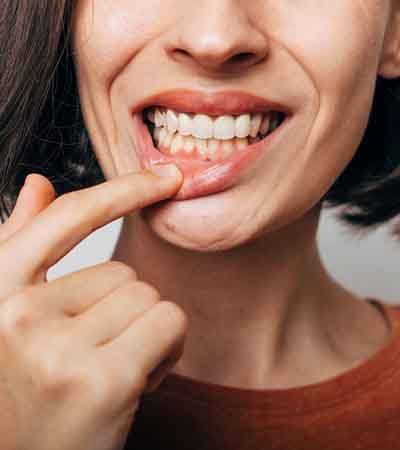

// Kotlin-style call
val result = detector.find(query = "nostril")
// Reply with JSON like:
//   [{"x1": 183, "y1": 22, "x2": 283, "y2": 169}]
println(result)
[
  {"x1": 227, "y1": 52, "x2": 265, "y2": 67},
  {"x1": 171, "y1": 48, "x2": 191, "y2": 61},
  {"x1": 230, "y1": 52, "x2": 254, "y2": 63},
  {"x1": 170, "y1": 47, "x2": 263, "y2": 70}
]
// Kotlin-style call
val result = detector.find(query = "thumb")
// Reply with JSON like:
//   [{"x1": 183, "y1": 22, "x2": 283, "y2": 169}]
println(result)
[{"x1": 0, "y1": 173, "x2": 57, "y2": 242}]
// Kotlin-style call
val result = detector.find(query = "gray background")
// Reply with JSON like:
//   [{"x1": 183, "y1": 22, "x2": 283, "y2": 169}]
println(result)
[{"x1": 47, "y1": 207, "x2": 400, "y2": 306}]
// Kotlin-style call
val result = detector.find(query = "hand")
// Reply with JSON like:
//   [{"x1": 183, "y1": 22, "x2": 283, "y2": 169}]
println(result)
[{"x1": 0, "y1": 166, "x2": 188, "y2": 450}]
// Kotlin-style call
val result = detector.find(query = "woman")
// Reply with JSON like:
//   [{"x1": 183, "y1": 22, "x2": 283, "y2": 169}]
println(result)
[{"x1": 1, "y1": 1, "x2": 400, "y2": 449}]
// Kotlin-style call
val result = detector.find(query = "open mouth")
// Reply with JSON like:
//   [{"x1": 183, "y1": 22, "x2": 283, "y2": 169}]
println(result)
[
  {"x1": 132, "y1": 101, "x2": 290, "y2": 200},
  {"x1": 142, "y1": 107, "x2": 287, "y2": 163}
]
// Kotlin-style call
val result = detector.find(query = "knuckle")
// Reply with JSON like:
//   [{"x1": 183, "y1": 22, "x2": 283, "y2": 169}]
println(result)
[
  {"x1": 106, "y1": 261, "x2": 137, "y2": 280},
  {"x1": 157, "y1": 301, "x2": 188, "y2": 334},
  {"x1": 53, "y1": 192, "x2": 79, "y2": 212},
  {"x1": 53, "y1": 192, "x2": 98, "y2": 237},
  {"x1": 54, "y1": 192, "x2": 92, "y2": 224},
  {"x1": 87, "y1": 361, "x2": 144, "y2": 408},
  {"x1": 132, "y1": 281, "x2": 161, "y2": 303},
  {"x1": 54, "y1": 191, "x2": 113, "y2": 234},
  {"x1": 0, "y1": 295, "x2": 36, "y2": 336},
  {"x1": 80, "y1": 366, "x2": 114, "y2": 405},
  {"x1": 33, "y1": 351, "x2": 98, "y2": 401},
  {"x1": 27, "y1": 332, "x2": 82, "y2": 395},
  {"x1": 33, "y1": 350, "x2": 74, "y2": 394}
]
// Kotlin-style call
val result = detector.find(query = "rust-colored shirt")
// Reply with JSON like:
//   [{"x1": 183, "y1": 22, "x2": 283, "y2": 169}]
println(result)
[{"x1": 124, "y1": 299, "x2": 400, "y2": 450}]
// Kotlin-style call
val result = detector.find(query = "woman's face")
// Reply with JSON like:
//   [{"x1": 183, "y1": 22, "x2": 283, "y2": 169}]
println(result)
[{"x1": 72, "y1": 1, "x2": 397, "y2": 251}]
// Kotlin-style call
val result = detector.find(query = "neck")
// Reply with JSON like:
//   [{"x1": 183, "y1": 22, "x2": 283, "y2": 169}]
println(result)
[{"x1": 111, "y1": 205, "x2": 371, "y2": 389}]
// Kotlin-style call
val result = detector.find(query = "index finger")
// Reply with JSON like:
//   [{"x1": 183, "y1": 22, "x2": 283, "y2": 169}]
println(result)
[{"x1": 0, "y1": 166, "x2": 182, "y2": 286}]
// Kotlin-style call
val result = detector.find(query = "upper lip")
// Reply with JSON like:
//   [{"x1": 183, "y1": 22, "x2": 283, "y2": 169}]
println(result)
[{"x1": 131, "y1": 88, "x2": 291, "y2": 117}]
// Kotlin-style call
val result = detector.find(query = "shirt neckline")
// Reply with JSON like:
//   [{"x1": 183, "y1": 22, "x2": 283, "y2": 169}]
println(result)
[{"x1": 158, "y1": 298, "x2": 400, "y2": 415}]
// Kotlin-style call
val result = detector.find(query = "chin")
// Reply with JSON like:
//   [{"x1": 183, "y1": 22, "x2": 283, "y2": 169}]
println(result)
[{"x1": 138, "y1": 179, "x2": 319, "y2": 253}]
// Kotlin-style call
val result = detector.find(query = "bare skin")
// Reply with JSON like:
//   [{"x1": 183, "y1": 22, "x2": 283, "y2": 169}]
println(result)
[
  {"x1": 0, "y1": 167, "x2": 187, "y2": 450},
  {"x1": 71, "y1": 0, "x2": 400, "y2": 390},
  {"x1": 112, "y1": 202, "x2": 391, "y2": 389},
  {"x1": 3, "y1": 3, "x2": 400, "y2": 450}
]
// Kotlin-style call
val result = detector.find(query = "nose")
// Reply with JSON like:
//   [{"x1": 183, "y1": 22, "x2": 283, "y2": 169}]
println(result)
[{"x1": 164, "y1": 0, "x2": 269, "y2": 74}]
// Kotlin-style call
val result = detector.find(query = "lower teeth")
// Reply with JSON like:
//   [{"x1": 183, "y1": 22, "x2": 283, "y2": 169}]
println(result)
[
  {"x1": 144, "y1": 114, "x2": 284, "y2": 162},
  {"x1": 154, "y1": 132, "x2": 262, "y2": 161}
]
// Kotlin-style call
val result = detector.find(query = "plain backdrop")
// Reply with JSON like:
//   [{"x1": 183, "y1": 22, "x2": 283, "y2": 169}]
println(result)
[{"x1": 47, "y1": 206, "x2": 400, "y2": 306}]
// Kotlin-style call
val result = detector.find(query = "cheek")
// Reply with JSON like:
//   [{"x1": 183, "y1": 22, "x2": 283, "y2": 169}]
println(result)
[
  {"x1": 267, "y1": 1, "x2": 386, "y2": 100},
  {"x1": 267, "y1": 0, "x2": 388, "y2": 182},
  {"x1": 72, "y1": 0, "x2": 166, "y2": 84},
  {"x1": 249, "y1": 1, "x2": 388, "y2": 220}
]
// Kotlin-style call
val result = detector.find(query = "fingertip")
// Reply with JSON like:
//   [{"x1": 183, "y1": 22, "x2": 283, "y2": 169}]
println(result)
[
  {"x1": 24, "y1": 173, "x2": 56, "y2": 199},
  {"x1": 0, "y1": 175, "x2": 56, "y2": 241},
  {"x1": 16, "y1": 174, "x2": 56, "y2": 217},
  {"x1": 149, "y1": 164, "x2": 183, "y2": 182},
  {"x1": 26, "y1": 174, "x2": 57, "y2": 206}
]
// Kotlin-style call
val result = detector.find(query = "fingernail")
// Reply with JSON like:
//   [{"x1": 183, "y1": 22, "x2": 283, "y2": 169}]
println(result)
[
  {"x1": 149, "y1": 164, "x2": 181, "y2": 178},
  {"x1": 23, "y1": 174, "x2": 32, "y2": 187},
  {"x1": 19, "y1": 175, "x2": 32, "y2": 198},
  {"x1": 23, "y1": 174, "x2": 36, "y2": 188}
]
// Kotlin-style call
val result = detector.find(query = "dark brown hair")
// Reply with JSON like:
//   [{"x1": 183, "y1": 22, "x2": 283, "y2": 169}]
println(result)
[{"x1": 2, "y1": 2, "x2": 400, "y2": 236}]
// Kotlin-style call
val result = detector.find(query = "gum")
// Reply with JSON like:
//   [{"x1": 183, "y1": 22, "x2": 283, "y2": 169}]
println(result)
[
  {"x1": 154, "y1": 135, "x2": 261, "y2": 163},
  {"x1": 157, "y1": 142, "x2": 239, "y2": 162},
  {"x1": 131, "y1": 111, "x2": 290, "y2": 200}
]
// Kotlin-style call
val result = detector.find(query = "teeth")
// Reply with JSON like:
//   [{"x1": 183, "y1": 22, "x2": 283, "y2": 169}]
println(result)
[
  {"x1": 153, "y1": 126, "x2": 162, "y2": 144},
  {"x1": 164, "y1": 131, "x2": 174, "y2": 148},
  {"x1": 250, "y1": 113, "x2": 263, "y2": 138},
  {"x1": 207, "y1": 139, "x2": 219, "y2": 154},
  {"x1": 195, "y1": 138, "x2": 208, "y2": 156},
  {"x1": 192, "y1": 114, "x2": 214, "y2": 139},
  {"x1": 166, "y1": 109, "x2": 179, "y2": 134},
  {"x1": 147, "y1": 106, "x2": 285, "y2": 161},
  {"x1": 178, "y1": 112, "x2": 193, "y2": 136},
  {"x1": 214, "y1": 115, "x2": 236, "y2": 140},
  {"x1": 157, "y1": 133, "x2": 250, "y2": 161},
  {"x1": 222, "y1": 140, "x2": 234, "y2": 158},
  {"x1": 259, "y1": 115, "x2": 270, "y2": 135},
  {"x1": 235, "y1": 114, "x2": 251, "y2": 138},
  {"x1": 147, "y1": 109, "x2": 155, "y2": 123},
  {"x1": 183, "y1": 136, "x2": 195, "y2": 153},
  {"x1": 158, "y1": 127, "x2": 168, "y2": 146},
  {"x1": 171, "y1": 134, "x2": 184, "y2": 154},
  {"x1": 155, "y1": 109, "x2": 165, "y2": 127}
]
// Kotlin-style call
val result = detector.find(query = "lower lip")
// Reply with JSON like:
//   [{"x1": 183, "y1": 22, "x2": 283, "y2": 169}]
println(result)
[{"x1": 131, "y1": 112, "x2": 290, "y2": 201}]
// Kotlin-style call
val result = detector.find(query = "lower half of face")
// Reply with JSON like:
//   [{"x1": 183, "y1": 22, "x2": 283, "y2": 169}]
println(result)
[{"x1": 72, "y1": 0, "x2": 390, "y2": 251}]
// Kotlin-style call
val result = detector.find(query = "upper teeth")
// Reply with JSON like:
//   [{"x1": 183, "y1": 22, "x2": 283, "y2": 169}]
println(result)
[{"x1": 147, "y1": 107, "x2": 281, "y2": 140}]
